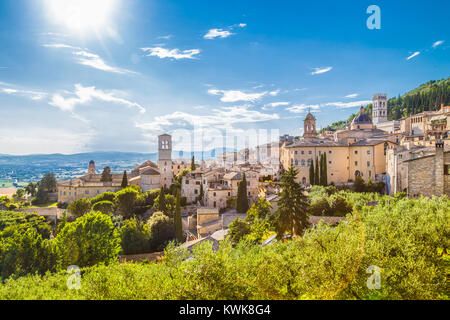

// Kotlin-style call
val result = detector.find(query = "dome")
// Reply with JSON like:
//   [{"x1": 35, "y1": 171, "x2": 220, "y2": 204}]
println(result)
[
  {"x1": 89, "y1": 160, "x2": 95, "y2": 165},
  {"x1": 352, "y1": 107, "x2": 372, "y2": 125}
]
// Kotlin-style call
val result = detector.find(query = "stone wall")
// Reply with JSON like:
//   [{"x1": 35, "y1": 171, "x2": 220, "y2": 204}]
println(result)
[{"x1": 407, "y1": 155, "x2": 435, "y2": 197}]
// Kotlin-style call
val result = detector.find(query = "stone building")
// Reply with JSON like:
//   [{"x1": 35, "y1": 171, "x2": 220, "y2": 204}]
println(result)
[
  {"x1": 372, "y1": 94, "x2": 388, "y2": 125},
  {"x1": 386, "y1": 142, "x2": 449, "y2": 197}
]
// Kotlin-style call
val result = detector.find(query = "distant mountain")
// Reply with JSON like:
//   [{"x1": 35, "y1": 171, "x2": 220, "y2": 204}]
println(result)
[
  {"x1": 0, "y1": 148, "x2": 236, "y2": 184},
  {"x1": 320, "y1": 77, "x2": 450, "y2": 133}
]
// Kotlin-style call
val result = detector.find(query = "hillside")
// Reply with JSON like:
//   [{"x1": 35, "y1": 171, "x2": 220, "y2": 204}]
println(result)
[{"x1": 320, "y1": 77, "x2": 450, "y2": 133}]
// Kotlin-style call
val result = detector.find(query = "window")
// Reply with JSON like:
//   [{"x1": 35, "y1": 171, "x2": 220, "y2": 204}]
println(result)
[
  {"x1": 213, "y1": 192, "x2": 216, "y2": 197},
  {"x1": 329, "y1": 151, "x2": 332, "y2": 154},
  {"x1": 295, "y1": 160, "x2": 299, "y2": 166},
  {"x1": 367, "y1": 162, "x2": 371, "y2": 167},
  {"x1": 367, "y1": 150, "x2": 371, "y2": 155},
  {"x1": 308, "y1": 151, "x2": 312, "y2": 155},
  {"x1": 228, "y1": 192, "x2": 231, "y2": 196},
  {"x1": 445, "y1": 165, "x2": 449, "y2": 175},
  {"x1": 329, "y1": 161, "x2": 332, "y2": 164},
  {"x1": 194, "y1": 189, "x2": 198, "y2": 195},
  {"x1": 355, "y1": 150, "x2": 358, "y2": 155},
  {"x1": 295, "y1": 151, "x2": 298, "y2": 155},
  {"x1": 301, "y1": 151, "x2": 305, "y2": 155},
  {"x1": 355, "y1": 161, "x2": 358, "y2": 166},
  {"x1": 301, "y1": 160, "x2": 306, "y2": 166}
]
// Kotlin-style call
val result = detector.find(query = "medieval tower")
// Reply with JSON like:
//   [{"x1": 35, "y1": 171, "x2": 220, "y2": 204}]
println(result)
[
  {"x1": 88, "y1": 160, "x2": 96, "y2": 175},
  {"x1": 158, "y1": 134, "x2": 173, "y2": 188},
  {"x1": 303, "y1": 112, "x2": 317, "y2": 140},
  {"x1": 372, "y1": 94, "x2": 388, "y2": 125}
]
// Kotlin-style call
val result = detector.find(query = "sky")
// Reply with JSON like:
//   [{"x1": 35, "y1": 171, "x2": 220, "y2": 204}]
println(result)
[{"x1": 0, "y1": 0, "x2": 449, "y2": 155}]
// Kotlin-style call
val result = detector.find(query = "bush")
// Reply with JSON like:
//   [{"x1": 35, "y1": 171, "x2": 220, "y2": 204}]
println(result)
[
  {"x1": 115, "y1": 188, "x2": 139, "y2": 218},
  {"x1": 54, "y1": 211, "x2": 121, "y2": 270},
  {"x1": 0, "y1": 211, "x2": 52, "y2": 238},
  {"x1": 57, "y1": 202, "x2": 68, "y2": 209},
  {"x1": 119, "y1": 218, "x2": 151, "y2": 255},
  {"x1": 90, "y1": 192, "x2": 116, "y2": 206},
  {"x1": 67, "y1": 198, "x2": 92, "y2": 218},
  {"x1": 92, "y1": 201, "x2": 115, "y2": 215},
  {"x1": 147, "y1": 211, "x2": 175, "y2": 252},
  {"x1": 328, "y1": 194, "x2": 353, "y2": 217}
]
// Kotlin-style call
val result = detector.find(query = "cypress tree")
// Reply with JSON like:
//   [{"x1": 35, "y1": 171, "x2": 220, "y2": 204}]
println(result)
[
  {"x1": 236, "y1": 173, "x2": 249, "y2": 213},
  {"x1": 191, "y1": 156, "x2": 196, "y2": 171},
  {"x1": 322, "y1": 153, "x2": 328, "y2": 186},
  {"x1": 100, "y1": 166, "x2": 112, "y2": 182},
  {"x1": 158, "y1": 187, "x2": 167, "y2": 214},
  {"x1": 121, "y1": 170, "x2": 128, "y2": 189},
  {"x1": 174, "y1": 189, "x2": 183, "y2": 242},
  {"x1": 309, "y1": 160, "x2": 315, "y2": 186},
  {"x1": 314, "y1": 156, "x2": 320, "y2": 186}
]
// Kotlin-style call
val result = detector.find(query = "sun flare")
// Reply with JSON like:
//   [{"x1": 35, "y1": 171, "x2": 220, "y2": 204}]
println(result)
[{"x1": 44, "y1": 0, "x2": 118, "y2": 34}]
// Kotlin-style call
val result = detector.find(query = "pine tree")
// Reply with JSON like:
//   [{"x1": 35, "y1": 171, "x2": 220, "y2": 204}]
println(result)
[
  {"x1": 191, "y1": 156, "x2": 196, "y2": 171},
  {"x1": 275, "y1": 166, "x2": 309, "y2": 239},
  {"x1": 121, "y1": 170, "x2": 128, "y2": 189},
  {"x1": 314, "y1": 156, "x2": 320, "y2": 186},
  {"x1": 158, "y1": 187, "x2": 167, "y2": 214},
  {"x1": 100, "y1": 167, "x2": 112, "y2": 182},
  {"x1": 174, "y1": 189, "x2": 183, "y2": 242},
  {"x1": 236, "y1": 173, "x2": 249, "y2": 213},
  {"x1": 309, "y1": 160, "x2": 315, "y2": 186}
]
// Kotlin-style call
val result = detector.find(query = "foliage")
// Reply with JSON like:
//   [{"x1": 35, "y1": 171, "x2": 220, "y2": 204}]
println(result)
[
  {"x1": 174, "y1": 190, "x2": 183, "y2": 242},
  {"x1": 154, "y1": 192, "x2": 175, "y2": 216},
  {"x1": 90, "y1": 192, "x2": 116, "y2": 206},
  {"x1": 228, "y1": 219, "x2": 252, "y2": 244},
  {"x1": 0, "y1": 211, "x2": 52, "y2": 238},
  {"x1": 40, "y1": 173, "x2": 57, "y2": 192},
  {"x1": 147, "y1": 211, "x2": 175, "y2": 252},
  {"x1": 121, "y1": 171, "x2": 128, "y2": 189},
  {"x1": 115, "y1": 187, "x2": 139, "y2": 218},
  {"x1": 191, "y1": 156, "x2": 196, "y2": 171},
  {"x1": 309, "y1": 161, "x2": 314, "y2": 185},
  {"x1": 92, "y1": 201, "x2": 115, "y2": 215},
  {"x1": 100, "y1": 167, "x2": 113, "y2": 183},
  {"x1": 236, "y1": 174, "x2": 249, "y2": 213},
  {"x1": 54, "y1": 211, "x2": 120, "y2": 270},
  {"x1": 67, "y1": 198, "x2": 92, "y2": 218},
  {"x1": 275, "y1": 166, "x2": 309, "y2": 239},
  {"x1": 0, "y1": 196, "x2": 448, "y2": 300},
  {"x1": 118, "y1": 218, "x2": 151, "y2": 255}
]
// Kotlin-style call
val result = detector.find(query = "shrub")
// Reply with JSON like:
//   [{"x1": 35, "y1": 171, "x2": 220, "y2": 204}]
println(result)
[
  {"x1": 119, "y1": 218, "x2": 151, "y2": 255},
  {"x1": 54, "y1": 211, "x2": 121, "y2": 270},
  {"x1": 67, "y1": 198, "x2": 92, "y2": 218},
  {"x1": 92, "y1": 201, "x2": 115, "y2": 215},
  {"x1": 147, "y1": 211, "x2": 175, "y2": 252},
  {"x1": 115, "y1": 187, "x2": 139, "y2": 218},
  {"x1": 90, "y1": 192, "x2": 116, "y2": 206}
]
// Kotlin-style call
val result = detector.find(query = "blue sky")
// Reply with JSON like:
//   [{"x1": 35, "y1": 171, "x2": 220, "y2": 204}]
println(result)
[{"x1": 0, "y1": 0, "x2": 448, "y2": 155}]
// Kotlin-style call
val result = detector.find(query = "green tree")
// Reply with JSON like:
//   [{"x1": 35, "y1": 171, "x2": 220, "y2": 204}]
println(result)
[
  {"x1": 91, "y1": 192, "x2": 116, "y2": 206},
  {"x1": 115, "y1": 187, "x2": 139, "y2": 218},
  {"x1": 322, "y1": 153, "x2": 328, "y2": 186},
  {"x1": 92, "y1": 201, "x2": 115, "y2": 215},
  {"x1": 100, "y1": 167, "x2": 113, "y2": 183},
  {"x1": 119, "y1": 218, "x2": 151, "y2": 255},
  {"x1": 309, "y1": 160, "x2": 315, "y2": 186},
  {"x1": 191, "y1": 156, "x2": 196, "y2": 171},
  {"x1": 55, "y1": 211, "x2": 121, "y2": 269},
  {"x1": 353, "y1": 176, "x2": 366, "y2": 193},
  {"x1": 67, "y1": 198, "x2": 92, "y2": 218},
  {"x1": 314, "y1": 156, "x2": 320, "y2": 187},
  {"x1": 275, "y1": 166, "x2": 310, "y2": 239},
  {"x1": 236, "y1": 174, "x2": 249, "y2": 213},
  {"x1": 157, "y1": 187, "x2": 166, "y2": 214},
  {"x1": 147, "y1": 211, "x2": 175, "y2": 252},
  {"x1": 25, "y1": 182, "x2": 37, "y2": 197},
  {"x1": 121, "y1": 170, "x2": 128, "y2": 189},
  {"x1": 40, "y1": 173, "x2": 57, "y2": 192},
  {"x1": 174, "y1": 189, "x2": 183, "y2": 242},
  {"x1": 227, "y1": 219, "x2": 252, "y2": 244}
]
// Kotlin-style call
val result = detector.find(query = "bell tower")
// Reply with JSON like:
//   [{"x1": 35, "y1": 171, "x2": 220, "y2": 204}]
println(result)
[
  {"x1": 373, "y1": 94, "x2": 388, "y2": 125},
  {"x1": 303, "y1": 111, "x2": 317, "y2": 140},
  {"x1": 88, "y1": 160, "x2": 96, "y2": 175},
  {"x1": 158, "y1": 134, "x2": 173, "y2": 188}
]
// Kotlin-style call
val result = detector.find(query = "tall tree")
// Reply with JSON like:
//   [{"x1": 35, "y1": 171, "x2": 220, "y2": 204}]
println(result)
[
  {"x1": 158, "y1": 187, "x2": 167, "y2": 214},
  {"x1": 236, "y1": 173, "x2": 249, "y2": 213},
  {"x1": 274, "y1": 166, "x2": 310, "y2": 240},
  {"x1": 309, "y1": 160, "x2": 315, "y2": 186},
  {"x1": 25, "y1": 182, "x2": 37, "y2": 197},
  {"x1": 40, "y1": 173, "x2": 57, "y2": 192},
  {"x1": 121, "y1": 170, "x2": 128, "y2": 189},
  {"x1": 174, "y1": 189, "x2": 183, "y2": 242},
  {"x1": 100, "y1": 167, "x2": 113, "y2": 182},
  {"x1": 314, "y1": 156, "x2": 320, "y2": 186},
  {"x1": 191, "y1": 156, "x2": 196, "y2": 171},
  {"x1": 322, "y1": 153, "x2": 328, "y2": 186}
]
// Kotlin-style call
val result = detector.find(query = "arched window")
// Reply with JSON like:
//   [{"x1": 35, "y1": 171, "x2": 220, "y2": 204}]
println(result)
[
  {"x1": 302, "y1": 177, "x2": 307, "y2": 185},
  {"x1": 355, "y1": 170, "x2": 361, "y2": 178}
]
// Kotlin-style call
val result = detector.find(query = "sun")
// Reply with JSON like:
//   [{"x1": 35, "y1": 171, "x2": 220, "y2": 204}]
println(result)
[{"x1": 44, "y1": 0, "x2": 118, "y2": 34}]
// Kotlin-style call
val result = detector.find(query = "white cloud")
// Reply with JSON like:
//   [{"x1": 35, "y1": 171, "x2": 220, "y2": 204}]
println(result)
[
  {"x1": 141, "y1": 47, "x2": 200, "y2": 60},
  {"x1": 406, "y1": 51, "x2": 420, "y2": 60},
  {"x1": 44, "y1": 44, "x2": 136, "y2": 74},
  {"x1": 269, "y1": 89, "x2": 280, "y2": 96},
  {"x1": 0, "y1": 84, "x2": 47, "y2": 100},
  {"x1": 264, "y1": 102, "x2": 290, "y2": 108},
  {"x1": 345, "y1": 93, "x2": 359, "y2": 98},
  {"x1": 323, "y1": 100, "x2": 372, "y2": 109},
  {"x1": 136, "y1": 106, "x2": 279, "y2": 135},
  {"x1": 204, "y1": 29, "x2": 234, "y2": 39},
  {"x1": 239, "y1": 23, "x2": 247, "y2": 28},
  {"x1": 157, "y1": 35, "x2": 173, "y2": 40},
  {"x1": 73, "y1": 51, "x2": 136, "y2": 74},
  {"x1": 208, "y1": 89, "x2": 270, "y2": 103},
  {"x1": 286, "y1": 104, "x2": 320, "y2": 113},
  {"x1": 49, "y1": 84, "x2": 146, "y2": 114},
  {"x1": 432, "y1": 40, "x2": 444, "y2": 48},
  {"x1": 311, "y1": 67, "x2": 333, "y2": 75}
]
